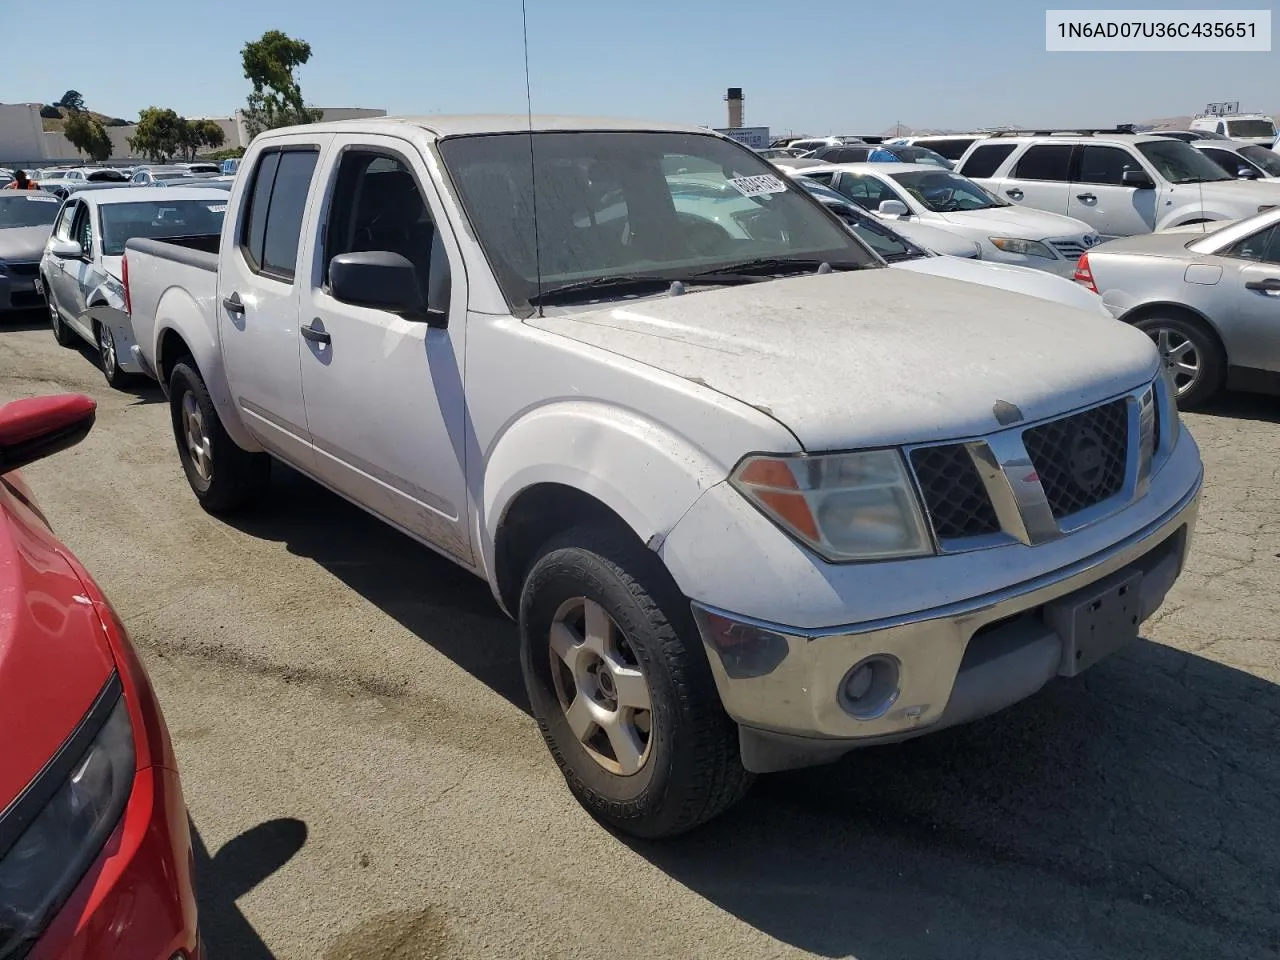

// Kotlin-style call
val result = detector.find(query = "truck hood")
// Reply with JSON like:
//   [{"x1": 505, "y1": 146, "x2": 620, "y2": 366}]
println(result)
[
  {"x1": 0, "y1": 476, "x2": 116, "y2": 809},
  {"x1": 528, "y1": 268, "x2": 1159, "y2": 450},
  {"x1": 933, "y1": 205, "x2": 1094, "y2": 239},
  {"x1": 0, "y1": 225, "x2": 55, "y2": 263}
]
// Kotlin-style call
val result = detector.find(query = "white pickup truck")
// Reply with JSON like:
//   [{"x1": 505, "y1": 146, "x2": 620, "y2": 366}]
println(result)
[{"x1": 123, "y1": 116, "x2": 1204, "y2": 838}]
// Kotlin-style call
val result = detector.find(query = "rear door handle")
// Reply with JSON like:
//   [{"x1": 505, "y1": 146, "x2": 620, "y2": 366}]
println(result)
[
  {"x1": 222, "y1": 292, "x2": 245, "y2": 313},
  {"x1": 300, "y1": 321, "x2": 331, "y2": 345},
  {"x1": 1076, "y1": 193, "x2": 1097, "y2": 202},
  {"x1": 1244, "y1": 277, "x2": 1280, "y2": 294},
  {"x1": 1005, "y1": 188, "x2": 1024, "y2": 200}
]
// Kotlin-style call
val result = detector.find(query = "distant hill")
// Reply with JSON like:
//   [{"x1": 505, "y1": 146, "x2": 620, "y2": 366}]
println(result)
[{"x1": 40, "y1": 106, "x2": 131, "y2": 132}]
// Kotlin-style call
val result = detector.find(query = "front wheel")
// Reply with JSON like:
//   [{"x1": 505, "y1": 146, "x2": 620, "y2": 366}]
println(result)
[
  {"x1": 520, "y1": 526, "x2": 752, "y2": 838},
  {"x1": 168, "y1": 361, "x2": 270, "y2": 513}
]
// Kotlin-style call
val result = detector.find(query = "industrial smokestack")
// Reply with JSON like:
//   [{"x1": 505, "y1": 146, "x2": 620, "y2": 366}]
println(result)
[{"x1": 725, "y1": 87, "x2": 744, "y2": 128}]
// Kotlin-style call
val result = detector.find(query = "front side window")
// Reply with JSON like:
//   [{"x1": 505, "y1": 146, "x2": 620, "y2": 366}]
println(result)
[
  {"x1": 1199, "y1": 148, "x2": 1245, "y2": 176},
  {"x1": 324, "y1": 151, "x2": 436, "y2": 299},
  {"x1": 99, "y1": 199, "x2": 227, "y2": 256},
  {"x1": 54, "y1": 201, "x2": 78, "y2": 240},
  {"x1": 889, "y1": 170, "x2": 1004, "y2": 212},
  {"x1": 1238, "y1": 145, "x2": 1280, "y2": 177},
  {"x1": 832, "y1": 172, "x2": 900, "y2": 209},
  {"x1": 439, "y1": 131, "x2": 876, "y2": 309},
  {"x1": 958, "y1": 143, "x2": 1016, "y2": 178},
  {"x1": 1136, "y1": 139, "x2": 1232, "y2": 184},
  {"x1": 1076, "y1": 145, "x2": 1143, "y2": 185},
  {"x1": 73, "y1": 204, "x2": 93, "y2": 256},
  {"x1": 1012, "y1": 144, "x2": 1073, "y2": 182}
]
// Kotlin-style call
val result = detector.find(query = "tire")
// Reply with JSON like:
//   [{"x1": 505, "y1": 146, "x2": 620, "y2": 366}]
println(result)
[
  {"x1": 1132, "y1": 313, "x2": 1225, "y2": 410},
  {"x1": 520, "y1": 525, "x2": 752, "y2": 838},
  {"x1": 48, "y1": 294, "x2": 74, "y2": 347},
  {"x1": 168, "y1": 361, "x2": 270, "y2": 512},
  {"x1": 95, "y1": 320, "x2": 130, "y2": 390}
]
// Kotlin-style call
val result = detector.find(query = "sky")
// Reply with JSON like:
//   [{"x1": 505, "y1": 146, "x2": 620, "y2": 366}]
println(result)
[{"x1": 4, "y1": 0, "x2": 1276, "y2": 135}]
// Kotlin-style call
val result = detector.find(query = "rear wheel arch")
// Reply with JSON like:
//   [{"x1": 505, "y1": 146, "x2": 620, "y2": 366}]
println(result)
[
  {"x1": 1123, "y1": 303, "x2": 1228, "y2": 407},
  {"x1": 156, "y1": 327, "x2": 197, "y2": 390},
  {"x1": 1120, "y1": 301, "x2": 1227, "y2": 354}
]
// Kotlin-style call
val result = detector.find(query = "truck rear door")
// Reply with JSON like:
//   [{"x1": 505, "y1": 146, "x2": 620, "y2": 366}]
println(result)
[
  {"x1": 217, "y1": 136, "x2": 327, "y2": 468},
  {"x1": 992, "y1": 142, "x2": 1074, "y2": 217},
  {"x1": 295, "y1": 134, "x2": 473, "y2": 563}
]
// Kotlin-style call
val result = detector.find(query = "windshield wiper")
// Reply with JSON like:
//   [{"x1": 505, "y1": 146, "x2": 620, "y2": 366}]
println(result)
[
  {"x1": 527, "y1": 275, "x2": 675, "y2": 306},
  {"x1": 687, "y1": 257, "x2": 863, "y2": 282}
]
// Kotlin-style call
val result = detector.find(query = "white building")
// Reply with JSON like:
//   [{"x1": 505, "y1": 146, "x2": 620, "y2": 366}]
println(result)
[{"x1": 0, "y1": 103, "x2": 50, "y2": 163}]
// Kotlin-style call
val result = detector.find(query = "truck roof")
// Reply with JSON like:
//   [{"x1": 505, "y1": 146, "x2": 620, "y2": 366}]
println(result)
[{"x1": 255, "y1": 114, "x2": 714, "y2": 140}]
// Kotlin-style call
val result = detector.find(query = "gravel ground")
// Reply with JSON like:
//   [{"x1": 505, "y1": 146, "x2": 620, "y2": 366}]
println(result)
[{"x1": 3, "y1": 313, "x2": 1278, "y2": 960}]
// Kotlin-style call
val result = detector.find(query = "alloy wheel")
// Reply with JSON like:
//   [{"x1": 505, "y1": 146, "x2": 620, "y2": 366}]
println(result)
[
  {"x1": 181, "y1": 391, "x2": 213, "y2": 481},
  {"x1": 548, "y1": 597, "x2": 653, "y2": 776},
  {"x1": 1148, "y1": 325, "x2": 1200, "y2": 398}
]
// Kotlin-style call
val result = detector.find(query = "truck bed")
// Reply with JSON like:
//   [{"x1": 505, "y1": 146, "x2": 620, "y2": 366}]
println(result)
[{"x1": 124, "y1": 234, "x2": 222, "y2": 382}]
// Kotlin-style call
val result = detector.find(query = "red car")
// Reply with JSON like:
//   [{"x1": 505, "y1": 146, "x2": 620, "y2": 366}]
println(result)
[{"x1": 0, "y1": 395, "x2": 200, "y2": 959}]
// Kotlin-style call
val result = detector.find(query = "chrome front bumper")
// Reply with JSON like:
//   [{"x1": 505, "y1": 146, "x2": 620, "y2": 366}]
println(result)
[{"x1": 692, "y1": 471, "x2": 1202, "y2": 773}]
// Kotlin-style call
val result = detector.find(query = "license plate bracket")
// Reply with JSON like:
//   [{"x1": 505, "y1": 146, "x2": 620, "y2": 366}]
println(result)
[{"x1": 1049, "y1": 567, "x2": 1142, "y2": 677}]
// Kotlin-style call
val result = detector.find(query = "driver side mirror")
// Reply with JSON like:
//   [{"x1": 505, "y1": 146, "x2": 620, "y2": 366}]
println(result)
[
  {"x1": 1236, "y1": 166, "x2": 1260, "y2": 180},
  {"x1": 49, "y1": 238, "x2": 83, "y2": 259},
  {"x1": 0, "y1": 394, "x2": 96, "y2": 473},
  {"x1": 329, "y1": 249, "x2": 451, "y2": 329},
  {"x1": 877, "y1": 199, "x2": 910, "y2": 217},
  {"x1": 1121, "y1": 170, "x2": 1155, "y2": 189}
]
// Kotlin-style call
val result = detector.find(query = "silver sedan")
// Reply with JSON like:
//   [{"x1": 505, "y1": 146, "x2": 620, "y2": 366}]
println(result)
[{"x1": 1080, "y1": 209, "x2": 1280, "y2": 407}]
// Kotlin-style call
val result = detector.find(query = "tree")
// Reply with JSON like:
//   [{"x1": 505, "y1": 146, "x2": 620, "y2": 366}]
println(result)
[
  {"x1": 194, "y1": 119, "x2": 226, "y2": 154},
  {"x1": 240, "y1": 30, "x2": 323, "y2": 138},
  {"x1": 57, "y1": 90, "x2": 86, "y2": 113},
  {"x1": 63, "y1": 110, "x2": 113, "y2": 161},
  {"x1": 39, "y1": 105, "x2": 61, "y2": 119},
  {"x1": 128, "y1": 107, "x2": 184, "y2": 162}
]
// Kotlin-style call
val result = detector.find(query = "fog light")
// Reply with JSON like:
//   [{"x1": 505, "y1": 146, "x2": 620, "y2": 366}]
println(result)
[{"x1": 838, "y1": 655, "x2": 901, "y2": 720}]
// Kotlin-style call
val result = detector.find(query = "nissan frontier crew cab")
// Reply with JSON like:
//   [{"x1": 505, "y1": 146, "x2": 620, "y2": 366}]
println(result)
[{"x1": 122, "y1": 116, "x2": 1204, "y2": 838}]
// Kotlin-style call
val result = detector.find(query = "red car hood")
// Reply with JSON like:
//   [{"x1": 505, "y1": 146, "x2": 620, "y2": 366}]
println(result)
[{"x1": 0, "y1": 473, "x2": 115, "y2": 810}]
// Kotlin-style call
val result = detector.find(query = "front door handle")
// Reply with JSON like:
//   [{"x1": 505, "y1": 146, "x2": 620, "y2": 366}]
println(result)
[
  {"x1": 300, "y1": 321, "x2": 331, "y2": 345},
  {"x1": 1244, "y1": 277, "x2": 1280, "y2": 295},
  {"x1": 222, "y1": 292, "x2": 245, "y2": 314},
  {"x1": 1076, "y1": 192, "x2": 1097, "y2": 202},
  {"x1": 1005, "y1": 188, "x2": 1024, "y2": 200}
]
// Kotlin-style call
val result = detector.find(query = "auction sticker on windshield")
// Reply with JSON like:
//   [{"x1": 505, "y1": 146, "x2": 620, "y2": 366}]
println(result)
[
  {"x1": 207, "y1": 204, "x2": 227, "y2": 213},
  {"x1": 728, "y1": 174, "x2": 788, "y2": 197},
  {"x1": 28, "y1": 195, "x2": 58, "y2": 202}
]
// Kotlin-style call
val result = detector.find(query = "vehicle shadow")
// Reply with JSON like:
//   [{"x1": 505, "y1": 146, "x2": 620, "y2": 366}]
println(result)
[
  {"x1": 0, "y1": 307, "x2": 50, "y2": 333},
  {"x1": 63, "y1": 336, "x2": 166, "y2": 404},
  {"x1": 1195, "y1": 391, "x2": 1280, "y2": 424},
  {"x1": 631, "y1": 639, "x2": 1280, "y2": 960},
  {"x1": 191, "y1": 816, "x2": 307, "y2": 960},
  {"x1": 223, "y1": 465, "x2": 530, "y2": 713}
]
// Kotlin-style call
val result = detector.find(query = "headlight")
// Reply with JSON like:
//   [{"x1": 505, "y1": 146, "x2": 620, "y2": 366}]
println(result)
[
  {"x1": 989, "y1": 237, "x2": 1056, "y2": 259},
  {"x1": 0, "y1": 682, "x2": 134, "y2": 956},
  {"x1": 731, "y1": 450, "x2": 933, "y2": 561}
]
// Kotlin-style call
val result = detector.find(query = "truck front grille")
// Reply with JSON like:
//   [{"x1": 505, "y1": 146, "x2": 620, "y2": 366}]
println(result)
[
  {"x1": 909, "y1": 444, "x2": 1001, "y2": 540},
  {"x1": 1022, "y1": 398, "x2": 1128, "y2": 519}
]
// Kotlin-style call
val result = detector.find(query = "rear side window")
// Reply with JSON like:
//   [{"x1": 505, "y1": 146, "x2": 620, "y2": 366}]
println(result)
[
  {"x1": 923, "y1": 138, "x2": 977, "y2": 161},
  {"x1": 240, "y1": 148, "x2": 320, "y2": 282},
  {"x1": 1013, "y1": 144, "x2": 1074, "y2": 181},
  {"x1": 958, "y1": 143, "x2": 1016, "y2": 178}
]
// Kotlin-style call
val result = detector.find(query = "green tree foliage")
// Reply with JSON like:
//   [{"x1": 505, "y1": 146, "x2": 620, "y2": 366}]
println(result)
[
  {"x1": 128, "y1": 107, "x2": 185, "y2": 162},
  {"x1": 56, "y1": 89, "x2": 86, "y2": 112},
  {"x1": 39, "y1": 105, "x2": 61, "y2": 119},
  {"x1": 240, "y1": 30, "x2": 323, "y2": 138},
  {"x1": 63, "y1": 110, "x2": 113, "y2": 161}
]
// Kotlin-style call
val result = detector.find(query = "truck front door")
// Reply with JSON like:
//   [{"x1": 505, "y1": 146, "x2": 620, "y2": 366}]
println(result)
[
  {"x1": 217, "y1": 139, "x2": 325, "y2": 468},
  {"x1": 296, "y1": 137, "x2": 473, "y2": 563}
]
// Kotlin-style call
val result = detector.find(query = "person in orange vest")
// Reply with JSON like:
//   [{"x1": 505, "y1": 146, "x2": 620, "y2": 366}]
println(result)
[{"x1": 3, "y1": 170, "x2": 40, "y2": 190}]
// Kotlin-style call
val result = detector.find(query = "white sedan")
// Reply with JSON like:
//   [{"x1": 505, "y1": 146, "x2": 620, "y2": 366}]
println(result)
[
  {"x1": 794, "y1": 162, "x2": 1102, "y2": 277},
  {"x1": 39, "y1": 187, "x2": 228, "y2": 387}
]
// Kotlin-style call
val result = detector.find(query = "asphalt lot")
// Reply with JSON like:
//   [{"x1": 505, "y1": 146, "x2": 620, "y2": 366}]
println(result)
[{"x1": 3, "y1": 311, "x2": 1279, "y2": 960}]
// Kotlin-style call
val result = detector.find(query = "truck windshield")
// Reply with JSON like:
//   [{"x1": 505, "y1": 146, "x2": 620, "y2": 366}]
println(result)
[
  {"x1": 1226, "y1": 119, "x2": 1277, "y2": 139},
  {"x1": 438, "y1": 131, "x2": 877, "y2": 308},
  {"x1": 100, "y1": 199, "x2": 226, "y2": 255},
  {"x1": 1137, "y1": 139, "x2": 1232, "y2": 184},
  {"x1": 0, "y1": 194, "x2": 61, "y2": 227}
]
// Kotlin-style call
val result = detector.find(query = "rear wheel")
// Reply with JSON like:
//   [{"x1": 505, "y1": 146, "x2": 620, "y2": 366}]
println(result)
[
  {"x1": 168, "y1": 361, "x2": 270, "y2": 512},
  {"x1": 1133, "y1": 313, "x2": 1225, "y2": 410},
  {"x1": 519, "y1": 525, "x2": 752, "y2": 838}
]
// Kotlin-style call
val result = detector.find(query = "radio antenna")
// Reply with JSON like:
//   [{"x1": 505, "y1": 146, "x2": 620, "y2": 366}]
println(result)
[{"x1": 522, "y1": 0, "x2": 544, "y2": 316}]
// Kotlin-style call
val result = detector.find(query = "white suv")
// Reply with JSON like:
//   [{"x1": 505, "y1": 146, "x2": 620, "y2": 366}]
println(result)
[
  {"x1": 1189, "y1": 113, "x2": 1277, "y2": 146},
  {"x1": 956, "y1": 132, "x2": 1280, "y2": 238}
]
